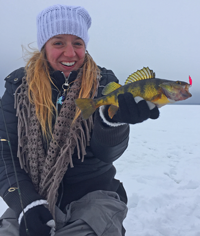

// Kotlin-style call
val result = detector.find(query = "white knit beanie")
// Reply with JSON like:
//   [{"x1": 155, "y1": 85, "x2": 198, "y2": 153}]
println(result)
[{"x1": 37, "y1": 5, "x2": 92, "y2": 51}]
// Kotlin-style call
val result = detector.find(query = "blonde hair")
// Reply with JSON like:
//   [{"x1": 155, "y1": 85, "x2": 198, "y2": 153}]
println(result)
[{"x1": 25, "y1": 48, "x2": 99, "y2": 138}]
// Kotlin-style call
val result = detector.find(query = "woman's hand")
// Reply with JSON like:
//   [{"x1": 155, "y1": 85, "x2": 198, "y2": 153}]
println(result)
[
  {"x1": 19, "y1": 205, "x2": 55, "y2": 236},
  {"x1": 111, "y1": 93, "x2": 159, "y2": 124}
]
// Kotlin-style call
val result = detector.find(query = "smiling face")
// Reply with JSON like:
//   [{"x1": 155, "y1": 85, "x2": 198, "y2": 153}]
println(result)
[{"x1": 45, "y1": 34, "x2": 86, "y2": 77}]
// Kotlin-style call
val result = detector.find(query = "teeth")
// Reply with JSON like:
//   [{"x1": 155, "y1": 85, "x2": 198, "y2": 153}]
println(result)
[{"x1": 61, "y1": 62, "x2": 75, "y2": 66}]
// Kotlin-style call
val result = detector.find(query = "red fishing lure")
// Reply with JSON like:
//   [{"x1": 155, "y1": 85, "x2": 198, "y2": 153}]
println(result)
[{"x1": 189, "y1": 76, "x2": 192, "y2": 85}]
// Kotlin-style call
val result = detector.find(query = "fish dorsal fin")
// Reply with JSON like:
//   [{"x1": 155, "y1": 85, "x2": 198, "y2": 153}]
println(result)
[
  {"x1": 102, "y1": 82, "x2": 122, "y2": 95},
  {"x1": 125, "y1": 67, "x2": 155, "y2": 85}
]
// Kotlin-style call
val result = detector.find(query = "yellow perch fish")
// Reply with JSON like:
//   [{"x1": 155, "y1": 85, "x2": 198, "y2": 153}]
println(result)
[{"x1": 75, "y1": 67, "x2": 192, "y2": 120}]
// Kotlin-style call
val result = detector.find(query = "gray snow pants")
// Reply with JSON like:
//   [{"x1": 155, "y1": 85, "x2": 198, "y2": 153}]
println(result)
[{"x1": 0, "y1": 190, "x2": 128, "y2": 236}]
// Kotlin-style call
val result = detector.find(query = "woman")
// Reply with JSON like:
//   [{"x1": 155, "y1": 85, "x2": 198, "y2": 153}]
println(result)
[{"x1": 0, "y1": 4, "x2": 159, "y2": 236}]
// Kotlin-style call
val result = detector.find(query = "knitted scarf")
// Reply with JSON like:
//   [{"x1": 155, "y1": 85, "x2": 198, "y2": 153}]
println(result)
[{"x1": 14, "y1": 72, "x2": 99, "y2": 217}]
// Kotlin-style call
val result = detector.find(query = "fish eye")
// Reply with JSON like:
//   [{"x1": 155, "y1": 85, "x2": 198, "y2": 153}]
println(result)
[{"x1": 176, "y1": 81, "x2": 182, "y2": 85}]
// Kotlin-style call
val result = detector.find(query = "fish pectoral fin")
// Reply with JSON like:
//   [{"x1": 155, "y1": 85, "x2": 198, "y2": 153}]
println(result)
[
  {"x1": 102, "y1": 82, "x2": 122, "y2": 95},
  {"x1": 108, "y1": 105, "x2": 119, "y2": 119},
  {"x1": 150, "y1": 94, "x2": 162, "y2": 103}
]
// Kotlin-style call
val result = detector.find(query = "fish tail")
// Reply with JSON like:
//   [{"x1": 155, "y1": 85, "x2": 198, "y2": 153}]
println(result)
[{"x1": 75, "y1": 98, "x2": 97, "y2": 120}]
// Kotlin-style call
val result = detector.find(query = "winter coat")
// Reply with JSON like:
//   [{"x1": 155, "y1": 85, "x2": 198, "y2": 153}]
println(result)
[{"x1": 0, "y1": 66, "x2": 129, "y2": 216}]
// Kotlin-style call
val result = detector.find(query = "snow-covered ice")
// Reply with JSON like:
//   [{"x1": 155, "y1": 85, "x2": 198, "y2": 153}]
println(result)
[
  {"x1": 115, "y1": 105, "x2": 200, "y2": 236},
  {"x1": 0, "y1": 105, "x2": 199, "y2": 235}
]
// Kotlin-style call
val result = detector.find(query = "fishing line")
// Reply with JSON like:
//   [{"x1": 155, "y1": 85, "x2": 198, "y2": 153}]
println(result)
[
  {"x1": 0, "y1": 98, "x2": 30, "y2": 236},
  {"x1": 0, "y1": 140, "x2": 12, "y2": 188}
]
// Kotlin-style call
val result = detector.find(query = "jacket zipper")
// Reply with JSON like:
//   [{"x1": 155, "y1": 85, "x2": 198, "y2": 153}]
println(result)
[
  {"x1": 56, "y1": 72, "x2": 72, "y2": 117},
  {"x1": 56, "y1": 72, "x2": 71, "y2": 106}
]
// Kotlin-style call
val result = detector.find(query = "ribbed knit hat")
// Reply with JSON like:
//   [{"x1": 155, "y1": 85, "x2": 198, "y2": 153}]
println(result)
[{"x1": 37, "y1": 5, "x2": 92, "y2": 51}]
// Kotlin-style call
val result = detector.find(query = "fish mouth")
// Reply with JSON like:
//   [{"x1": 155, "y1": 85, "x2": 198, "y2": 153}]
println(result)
[{"x1": 181, "y1": 85, "x2": 192, "y2": 98}]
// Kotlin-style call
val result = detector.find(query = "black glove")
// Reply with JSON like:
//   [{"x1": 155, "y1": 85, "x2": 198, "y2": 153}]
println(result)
[
  {"x1": 19, "y1": 205, "x2": 55, "y2": 236},
  {"x1": 110, "y1": 93, "x2": 159, "y2": 124}
]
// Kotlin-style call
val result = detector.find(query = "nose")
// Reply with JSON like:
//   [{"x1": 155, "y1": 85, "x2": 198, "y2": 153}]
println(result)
[{"x1": 63, "y1": 44, "x2": 76, "y2": 57}]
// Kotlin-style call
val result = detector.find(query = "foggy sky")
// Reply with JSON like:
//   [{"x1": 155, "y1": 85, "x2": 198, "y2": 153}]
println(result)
[{"x1": 0, "y1": 0, "x2": 199, "y2": 104}]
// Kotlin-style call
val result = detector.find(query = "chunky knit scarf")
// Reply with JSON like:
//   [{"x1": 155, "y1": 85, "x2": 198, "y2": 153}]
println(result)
[{"x1": 14, "y1": 72, "x2": 99, "y2": 217}]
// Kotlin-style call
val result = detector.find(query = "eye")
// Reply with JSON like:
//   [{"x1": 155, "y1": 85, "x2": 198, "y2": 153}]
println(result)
[
  {"x1": 74, "y1": 40, "x2": 84, "y2": 47},
  {"x1": 54, "y1": 41, "x2": 63, "y2": 46},
  {"x1": 176, "y1": 81, "x2": 182, "y2": 85}
]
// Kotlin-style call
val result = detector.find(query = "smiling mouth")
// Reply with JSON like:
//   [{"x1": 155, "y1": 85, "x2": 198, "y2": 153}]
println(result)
[{"x1": 61, "y1": 62, "x2": 75, "y2": 67}]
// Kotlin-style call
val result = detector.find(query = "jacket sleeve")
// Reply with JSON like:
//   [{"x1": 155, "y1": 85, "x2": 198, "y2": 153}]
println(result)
[
  {"x1": 90, "y1": 67, "x2": 130, "y2": 163},
  {"x1": 0, "y1": 68, "x2": 42, "y2": 216}
]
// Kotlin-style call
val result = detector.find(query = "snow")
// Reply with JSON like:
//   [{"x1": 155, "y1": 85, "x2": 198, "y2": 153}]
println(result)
[
  {"x1": 115, "y1": 105, "x2": 200, "y2": 236},
  {"x1": 0, "y1": 105, "x2": 200, "y2": 235}
]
